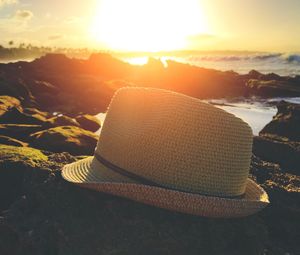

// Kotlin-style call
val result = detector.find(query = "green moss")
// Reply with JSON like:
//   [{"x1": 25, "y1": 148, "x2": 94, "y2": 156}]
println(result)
[
  {"x1": 0, "y1": 135, "x2": 27, "y2": 147},
  {"x1": 0, "y1": 96, "x2": 21, "y2": 116},
  {"x1": 33, "y1": 126, "x2": 97, "y2": 140},
  {"x1": 0, "y1": 144, "x2": 48, "y2": 168},
  {"x1": 30, "y1": 126, "x2": 98, "y2": 155}
]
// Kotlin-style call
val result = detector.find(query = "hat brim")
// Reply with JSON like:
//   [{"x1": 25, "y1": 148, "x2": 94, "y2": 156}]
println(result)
[{"x1": 62, "y1": 156, "x2": 269, "y2": 218}]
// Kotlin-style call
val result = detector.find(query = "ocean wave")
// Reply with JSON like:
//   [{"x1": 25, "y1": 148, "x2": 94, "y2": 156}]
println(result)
[
  {"x1": 187, "y1": 53, "x2": 300, "y2": 66},
  {"x1": 284, "y1": 54, "x2": 300, "y2": 64},
  {"x1": 253, "y1": 53, "x2": 282, "y2": 60},
  {"x1": 188, "y1": 53, "x2": 282, "y2": 62}
]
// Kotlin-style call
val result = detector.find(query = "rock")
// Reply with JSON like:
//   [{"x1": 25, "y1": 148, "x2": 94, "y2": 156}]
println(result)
[
  {"x1": 0, "y1": 224, "x2": 20, "y2": 255},
  {"x1": 253, "y1": 135, "x2": 300, "y2": 175},
  {"x1": 145, "y1": 57, "x2": 165, "y2": 71},
  {"x1": 0, "y1": 96, "x2": 51, "y2": 126},
  {"x1": 87, "y1": 53, "x2": 133, "y2": 78},
  {"x1": 0, "y1": 135, "x2": 27, "y2": 147},
  {"x1": 0, "y1": 144, "x2": 75, "y2": 211},
  {"x1": 247, "y1": 70, "x2": 262, "y2": 79},
  {"x1": 23, "y1": 107, "x2": 51, "y2": 119},
  {"x1": 246, "y1": 79, "x2": 300, "y2": 97},
  {"x1": 48, "y1": 115, "x2": 80, "y2": 128},
  {"x1": 28, "y1": 80, "x2": 59, "y2": 95},
  {"x1": 75, "y1": 114, "x2": 101, "y2": 132},
  {"x1": 2, "y1": 53, "x2": 300, "y2": 115},
  {"x1": 0, "y1": 148, "x2": 298, "y2": 254},
  {"x1": 0, "y1": 124, "x2": 44, "y2": 141},
  {"x1": 260, "y1": 101, "x2": 300, "y2": 141},
  {"x1": 0, "y1": 166, "x2": 268, "y2": 255},
  {"x1": 0, "y1": 77, "x2": 34, "y2": 103},
  {"x1": 0, "y1": 96, "x2": 21, "y2": 117},
  {"x1": 261, "y1": 72, "x2": 282, "y2": 81},
  {"x1": 29, "y1": 126, "x2": 98, "y2": 155},
  {"x1": 0, "y1": 107, "x2": 48, "y2": 125},
  {"x1": 250, "y1": 155, "x2": 300, "y2": 255},
  {"x1": 0, "y1": 144, "x2": 49, "y2": 210}
]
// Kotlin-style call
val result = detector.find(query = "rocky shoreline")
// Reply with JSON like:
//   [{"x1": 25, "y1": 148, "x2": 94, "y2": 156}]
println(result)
[{"x1": 0, "y1": 55, "x2": 299, "y2": 255}]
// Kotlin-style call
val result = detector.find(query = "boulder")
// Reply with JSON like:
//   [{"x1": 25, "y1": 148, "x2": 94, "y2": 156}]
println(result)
[
  {"x1": 247, "y1": 70, "x2": 262, "y2": 80},
  {"x1": 0, "y1": 144, "x2": 75, "y2": 212},
  {"x1": 0, "y1": 149, "x2": 298, "y2": 254},
  {"x1": 0, "y1": 144, "x2": 49, "y2": 210},
  {"x1": 0, "y1": 224, "x2": 20, "y2": 255},
  {"x1": 27, "y1": 80, "x2": 59, "y2": 95},
  {"x1": 0, "y1": 165, "x2": 268, "y2": 255},
  {"x1": 0, "y1": 107, "x2": 48, "y2": 125},
  {"x1": 48, "y1": 115, "x2": 80, "y2": 128},
  {"x1": 260, "y1": 101, "x2": 300, "y2": 141},
  {"x1": 23, "y1": 107, "x2": 51, "y2": 119},
  {"x1": 0, "y1": 78, "x2": 34, "y2": 103},
  {"x1": 250, "y1": 155, "x2": 300, "y2": 255},
  {"x1": 29, "y1": 126, "x2": 98, "y2": 155},
  {"x1": 253, "y1": 135, "x2": 300, "y2": 175},
  {"x1": 246, "y1": 80, "x2": 300, "y2": 97},
  {"x1": 0, "y1": 135, "x2": 27, "y2": 147},
  {"x1": 0, "y1": 124, "x2": 44, "y2": 141},
  {"x1": 0, "y1": 96, "x2": 21, "y2": 117},
  {"x1": 75, "y1": 114, "x2": 101, "y2": 132},
  {"x1": 260, "y1": 72, "x2": 282, "y2": 81}
]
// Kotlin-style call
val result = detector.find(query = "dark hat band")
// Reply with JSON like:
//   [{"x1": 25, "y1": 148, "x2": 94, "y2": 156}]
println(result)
[{"x1": 94, "y1": 153, "x2": 245, "y2": 199}]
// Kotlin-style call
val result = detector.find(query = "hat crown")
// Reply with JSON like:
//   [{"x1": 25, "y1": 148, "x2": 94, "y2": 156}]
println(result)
[{"x1": 96, "y1": 87, "x2": 253, "y2": 197}]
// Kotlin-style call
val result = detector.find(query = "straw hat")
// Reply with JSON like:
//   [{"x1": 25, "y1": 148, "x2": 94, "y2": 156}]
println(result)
[{"x1": 62, "y1": 87, "x2": 269, "y2": 218}]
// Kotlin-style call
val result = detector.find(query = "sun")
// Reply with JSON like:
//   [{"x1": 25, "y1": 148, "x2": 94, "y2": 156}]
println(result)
[{"x1": 89, "y1": 0, "x2": 208, "y2": 52}]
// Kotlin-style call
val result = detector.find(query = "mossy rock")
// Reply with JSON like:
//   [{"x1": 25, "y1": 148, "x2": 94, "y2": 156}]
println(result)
[
  {"x1": 0, "y1": 144, "x2": 48, "y2": 169},
  {"x1": 0, "y1": 150, "x2": 298, "y2": 254},
  {"x1": 250, "y1": 155, "x2": 300, "y2": 254},
  {"x1": 0, "y1": 135, "x2": 27, "y2": 147},
  {"x1": 0, "y1": 124, "x2": 44, "y2": 141},
  {"x1": 0, "y1": 96, "x2": 21, "y2": 117},
  {"x1": 0, "y1": 144, "x2": 75, "y2": 212},
  {"x1": 0, "y1": 144, "x2": 49, "y2": 211},
  {"x1": 23, "y1": 107, "x2": 51, "y2": 119},
  {"x1": 29, "y1": 126, "x2": 98, "y2": 155},
  {"x1": 48, "y1": 115, "x2": 80, "y2": 128},
  {"x1": 75, "y1": 114, "x2": 101, "y2": 132},
  {"x1": 0, "y1": 107, "x2": 48, "y2": 125},
  {"x1": 1, "y1": 169, "x2": 268, "y2": 255}
]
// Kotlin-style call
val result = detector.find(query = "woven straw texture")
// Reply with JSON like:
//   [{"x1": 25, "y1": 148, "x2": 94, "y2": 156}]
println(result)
[
  {"x1": 62, "y1": 87, "x2": 269, "y2": 217},
  {"x1": 97, "y1": 87, "x2": 253, "y2": 197},
  {"x1": 62, "y1": 156, "x2": 269, "y2": 218}
]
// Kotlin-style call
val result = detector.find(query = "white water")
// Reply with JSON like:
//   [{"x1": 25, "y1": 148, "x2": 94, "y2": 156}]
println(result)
[{"x1": 96, "y1": 97, "x2": 299, "y2": 136}]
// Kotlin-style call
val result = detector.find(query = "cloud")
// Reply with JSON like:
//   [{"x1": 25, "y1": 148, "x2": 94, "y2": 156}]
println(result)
[
  {"x1": 48, "y1": 34, "x2": 63, "y2": 40},
  {"x1": 0, "y1": 0, "x2": 18, "y2": 8},
  {"x1": 14, "y1": 10, "x2": 33, "y2": 20},
  {"x1": 0, "y1": 9, "x2": 33, "y2": 34}
]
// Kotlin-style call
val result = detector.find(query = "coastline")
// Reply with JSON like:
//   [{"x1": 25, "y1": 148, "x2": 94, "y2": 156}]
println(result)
[{"x1": 0, "y1": 53, "x2": 299, "y2": 255}]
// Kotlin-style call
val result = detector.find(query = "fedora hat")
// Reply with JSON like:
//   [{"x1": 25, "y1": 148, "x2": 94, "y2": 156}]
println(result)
[{"x1": 62, "y1": 87, "x2": 269, "y2": 218}]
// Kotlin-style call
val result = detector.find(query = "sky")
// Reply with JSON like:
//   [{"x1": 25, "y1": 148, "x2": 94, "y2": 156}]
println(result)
[{"x1": 0, "y1": 0, "x2": 300, "y2": 52}]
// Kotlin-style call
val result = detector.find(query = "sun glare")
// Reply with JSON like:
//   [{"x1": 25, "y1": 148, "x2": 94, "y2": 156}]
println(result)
[{"x1": 90, "y1": 0, "x2": 208, "y2": 52}]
